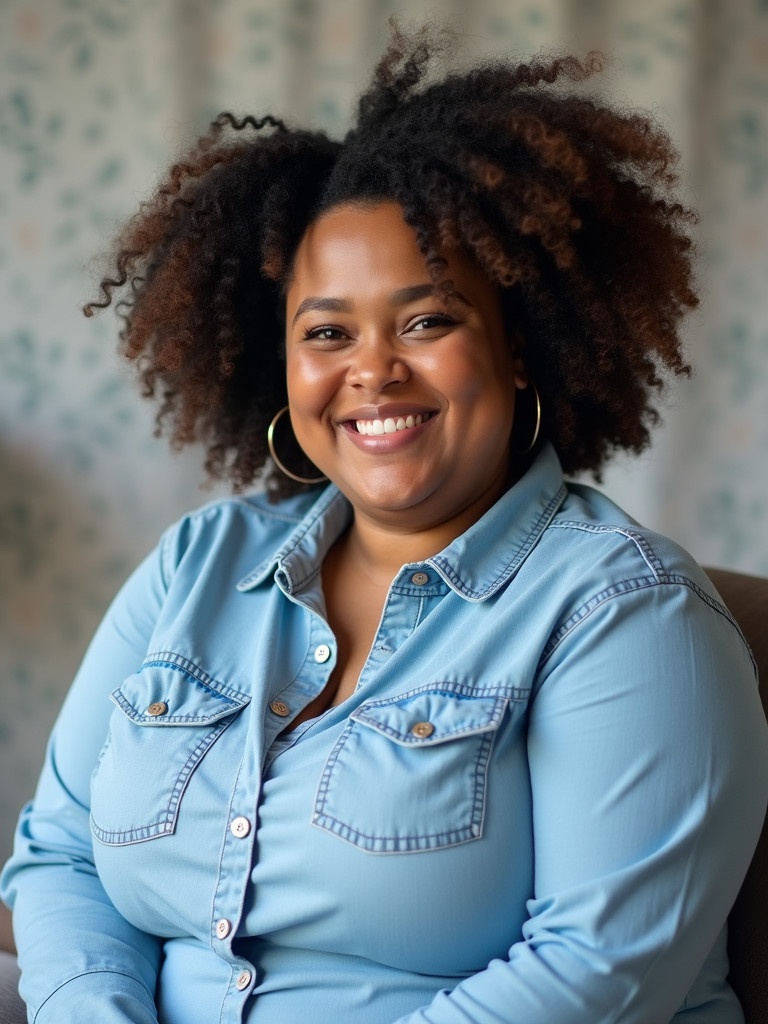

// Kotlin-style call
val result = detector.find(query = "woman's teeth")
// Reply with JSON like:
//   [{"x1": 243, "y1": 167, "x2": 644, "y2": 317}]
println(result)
[{"x1": 355, "y1": 413, "x2": 430, "y2": 436}]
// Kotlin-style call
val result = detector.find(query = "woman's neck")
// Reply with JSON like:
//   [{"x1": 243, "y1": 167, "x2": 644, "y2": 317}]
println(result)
[
  {"x1": 338, "y1": 463, "x2": 516, "y2": 582},
  {"x1": 340, "y1": 505, "x2": 481, "y2": 584}
]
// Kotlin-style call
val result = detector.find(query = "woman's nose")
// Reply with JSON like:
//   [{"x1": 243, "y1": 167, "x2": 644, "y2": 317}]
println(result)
[{"x1": 345, "y1": 337, "x2": 410, "y2": 391}]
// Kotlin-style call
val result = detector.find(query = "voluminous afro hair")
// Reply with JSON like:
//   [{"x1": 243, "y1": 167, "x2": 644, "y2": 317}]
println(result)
[{"x1": 85, "y1": 22, "x2": 697, "y2": 499}]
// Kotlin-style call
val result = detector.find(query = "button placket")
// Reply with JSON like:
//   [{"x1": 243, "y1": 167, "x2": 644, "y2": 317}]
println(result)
[
  {"x1": 358, "y1": 582, "x2": 428, "y2": 689},
  {"x1": 208, "y1": 700, "x2": 262, "y2": 1018}
]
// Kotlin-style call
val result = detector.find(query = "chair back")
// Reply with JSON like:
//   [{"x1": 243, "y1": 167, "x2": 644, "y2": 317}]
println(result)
[{"x1": 705, "y1": 568, "x2": 768, "y2": 1024}]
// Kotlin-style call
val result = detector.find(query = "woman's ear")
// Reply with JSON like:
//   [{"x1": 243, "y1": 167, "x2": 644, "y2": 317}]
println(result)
[
  {"x1": 507, "y1": 331, "x2": 528, "y2": 390},
  {"x1": 513, "y1": 358, "x2": 529, "y2": 390}
]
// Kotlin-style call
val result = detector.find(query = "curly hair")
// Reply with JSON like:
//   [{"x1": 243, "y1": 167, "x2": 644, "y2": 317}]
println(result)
[{"x1": 84, "y1": 22, "x2": 697, "y2": 499}]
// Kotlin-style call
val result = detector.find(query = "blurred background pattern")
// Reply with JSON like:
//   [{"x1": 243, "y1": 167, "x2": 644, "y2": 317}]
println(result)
[{"x1": 1, "y1": 0, "x2": 767, "y2": 861}]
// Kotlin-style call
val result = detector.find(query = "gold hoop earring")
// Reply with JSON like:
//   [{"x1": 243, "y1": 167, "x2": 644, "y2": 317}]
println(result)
[
  {"x1": 267, "y1": 406, "x2": 327, "y2": 485},
  {"x1": 520, "y1": 381, "x2": 542, "y2": 455}
]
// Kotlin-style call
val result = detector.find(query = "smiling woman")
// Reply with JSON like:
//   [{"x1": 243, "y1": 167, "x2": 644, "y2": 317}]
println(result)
[
  {"x1": 286, "y1": 202, "x2": 524, "y2": 539},
  {"x1": 2, "y1": 20, "x2": 767, "y2": 1024}
]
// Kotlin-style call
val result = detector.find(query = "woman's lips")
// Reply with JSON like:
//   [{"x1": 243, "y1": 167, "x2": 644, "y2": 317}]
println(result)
[
  {"x1": 353, "y1": 412, "x2": 434, "y2": 436},
  {"x1": 340, "y1": 410, "x2": 437, "y2": 449}
]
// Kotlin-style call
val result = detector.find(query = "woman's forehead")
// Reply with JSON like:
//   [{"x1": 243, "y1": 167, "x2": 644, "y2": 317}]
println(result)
[{"x1": 286, "y1": 201, "x2": 489, "y2": 309}]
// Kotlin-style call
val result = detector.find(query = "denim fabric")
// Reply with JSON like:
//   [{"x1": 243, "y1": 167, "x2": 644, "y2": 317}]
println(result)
[{"x1": 2, "y1": 443, "x2": 767, "y2": 1024}]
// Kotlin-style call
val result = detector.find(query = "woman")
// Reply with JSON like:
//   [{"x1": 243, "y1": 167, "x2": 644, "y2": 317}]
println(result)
[{"x1": 2, "y1": 25, "x2": 767, "y2": 1024}]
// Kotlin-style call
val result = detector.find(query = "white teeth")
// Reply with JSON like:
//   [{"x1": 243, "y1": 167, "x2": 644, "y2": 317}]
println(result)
[{"x1": 355, "y1": 413, "x2": 428, "y2": 436}]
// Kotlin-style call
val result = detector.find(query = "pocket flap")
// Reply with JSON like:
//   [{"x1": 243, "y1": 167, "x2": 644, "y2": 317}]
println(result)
[
  {"x1": 111, "y1": 655, "x2": 250, "y2": 726},
  {"x1": 350, "y1": 688, "x2": 506, "y2": 747}
]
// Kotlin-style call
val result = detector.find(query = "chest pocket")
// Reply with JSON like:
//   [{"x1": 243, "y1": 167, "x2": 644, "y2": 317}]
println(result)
[
  {"x1": 91, "y1": 656, "x2": 249, "y2": 846},
  {"x1": 312, "y1": 687, "x2": 509, "y2": 854}
]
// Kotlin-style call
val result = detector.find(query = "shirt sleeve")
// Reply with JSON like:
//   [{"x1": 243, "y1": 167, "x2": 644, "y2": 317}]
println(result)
[
  {"x1": 393, "y1": 579, "x2": 768, "y2": 1023},
  {"x1": 0, "y1": 538, "x2": 173, "y2": 1024}
]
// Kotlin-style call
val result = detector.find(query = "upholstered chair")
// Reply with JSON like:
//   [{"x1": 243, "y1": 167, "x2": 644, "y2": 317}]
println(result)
[{"x1": 706, "y1": 569, "x2": 768, "y2": 1024}]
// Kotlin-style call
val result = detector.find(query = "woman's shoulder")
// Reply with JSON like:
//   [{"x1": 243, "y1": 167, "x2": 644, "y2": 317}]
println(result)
[
  {"x1": 525, "y1": 481, "x2": 756, "y2": 680},
  {"x1": 180, "y1": 485, "x2": 323, "y2": 529},
  {"x1": 156, "y1": 485, "x2": 334, "y2": 578},
  {"x1": 175, "y1": 484, "x2": 330, "y2": 533},
  {"x1": 533, "y1": 480, "x2": 719, "y2": 609}
]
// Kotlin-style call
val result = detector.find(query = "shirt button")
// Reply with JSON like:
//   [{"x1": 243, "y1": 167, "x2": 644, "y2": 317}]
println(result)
[
  {"x1": 269, "y1": 700, "x2": 290, "y2": 717},
  {"x1": 216, "y1": 918, "x2": 232, "y2": 939},
  {"x1": 230, "y1": 816, "x2": 251, "y2": 838},
  {"x1": 147, "y1": 701, "x2": 168, "y2": 717},
  {"x1": 235, "y1": 968, "x2": 252, "y2": 991},
  {"x1": 411, "y1": 721, "x2": 435, "y2": 738},
  {"x1": 314, "y1": 643, "x2": 332, "y2": 663},
  {"x1": 411, "y1": 571, "x2": 429, "y2": 586}
]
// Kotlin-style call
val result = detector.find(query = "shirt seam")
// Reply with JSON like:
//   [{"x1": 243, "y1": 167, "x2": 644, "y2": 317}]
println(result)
[
  {"x1": 140, "y1": 652, "x2": 251, "y2": 703},
  {"x1": 549, "y1": 519, "x2": 665, "y2": 578},
  {"x1": 32, "y1": 968, "x2": 155, "y2": 1022},
  {"x1": 358, "y1": 680, "x2": 531, "y2": 703},
  {"x1": 539, "y1": 573, "x2": 754, "y2": 672}
]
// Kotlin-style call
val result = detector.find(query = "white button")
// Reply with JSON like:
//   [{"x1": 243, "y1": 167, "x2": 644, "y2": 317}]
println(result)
[
  {"x1": 411, "y1": 571, "x2": 429, "y2": 586},
  {"x1": 215, "y1": 918, "x2": 232, "y2": 940},
  {"x1": 230, "y1": 816, "x2": 251, "y2": 838},
  {"x1": 314, "y1": 643, "x2": 331, "y2": 663},
  {"x1": 235, "y1": 968, "x2": 252, "y2": 990}
]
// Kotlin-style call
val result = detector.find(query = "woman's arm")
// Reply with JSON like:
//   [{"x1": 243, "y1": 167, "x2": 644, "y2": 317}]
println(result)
[
  {"x1": 394, "y1": 580, "x2": 768, "y2": 1023},
  {"x1": 0, "y1": 542, "x2": 172, "y2": 1023}
]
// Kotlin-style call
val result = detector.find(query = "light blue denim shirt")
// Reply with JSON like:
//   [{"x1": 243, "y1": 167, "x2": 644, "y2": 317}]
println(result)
[{"x1": 3, "y1": 443, "x2": 767, "y2": 1024}]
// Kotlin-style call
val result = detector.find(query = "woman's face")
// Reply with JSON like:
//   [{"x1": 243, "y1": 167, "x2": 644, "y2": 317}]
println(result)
[{"x1": 285, "y1": 201, "x2": 526, "y2": 534}]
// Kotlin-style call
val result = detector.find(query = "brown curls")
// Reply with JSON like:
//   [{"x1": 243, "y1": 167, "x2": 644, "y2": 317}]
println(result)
[{"x1": 85, "y1": 24, "x2": 697, "y2": 494}]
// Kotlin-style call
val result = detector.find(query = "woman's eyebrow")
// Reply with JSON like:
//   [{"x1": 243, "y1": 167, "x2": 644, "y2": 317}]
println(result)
[
  {"x1": 291, "y1": 296, "x2": 351, "y2": 326},
  {"x1": 390, "y1": 284, "x2": 471, "y2": 307},
  {"x1": 291, "y1": 285, "x2": 472, "y2": 327}
]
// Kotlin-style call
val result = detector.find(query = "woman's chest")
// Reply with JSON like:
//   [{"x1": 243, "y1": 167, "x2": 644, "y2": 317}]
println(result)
[{"x1": 89, "y1": 580, "x2": 544, "y2": 966}]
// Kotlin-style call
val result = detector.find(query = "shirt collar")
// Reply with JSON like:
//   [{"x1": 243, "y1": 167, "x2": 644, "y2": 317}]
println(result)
[
  {"x1": 237, "y1": 443, "x2": 567, "y2": 601},
  {"x1": 236, "y1": 485, "x2": 351, "y2": 594}
]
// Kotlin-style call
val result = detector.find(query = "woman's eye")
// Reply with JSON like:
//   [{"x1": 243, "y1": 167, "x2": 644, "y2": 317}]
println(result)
[
  {"x1": 304, "y1": 325, "x2": 346, "y2": 342},
  {"x1": 407, "y1": 314, "x2": 457, "y2": 334}
]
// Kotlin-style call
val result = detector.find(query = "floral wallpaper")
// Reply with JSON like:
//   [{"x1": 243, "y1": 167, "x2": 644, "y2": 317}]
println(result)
[{"x1": 1, "y1": 0, "x2": 767, "y2": 861}]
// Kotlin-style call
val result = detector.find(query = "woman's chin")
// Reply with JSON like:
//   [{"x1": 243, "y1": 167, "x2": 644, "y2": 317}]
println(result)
[{"x1": 334, "y1": 473, "x2": 437, "y2": 521}]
